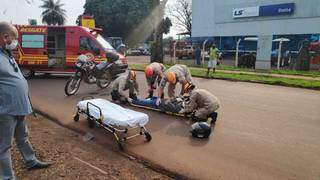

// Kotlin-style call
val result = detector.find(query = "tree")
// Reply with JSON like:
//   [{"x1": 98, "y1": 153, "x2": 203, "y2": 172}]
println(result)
[
  {"x1": 84, "y1": 0, "x2": 170, "y2": 62},
  {"x1": 168, "y1": 0, "x2": 192, "y2": 36},
  {"x1": 40, "y1": 0, "x2": 66, "y2": 25},
  {"x1": 28, "y1": 19, "x2": 37, "y2": 25},
  {"x1": 75, "y1": 14, "x2": 82, "y2": 26},
  {"x1": 84, "y1": 0, "x2": 157, "y2": 41},
  {"x1": 160, "y1": 17, "x2": 172, "y2": 35}
]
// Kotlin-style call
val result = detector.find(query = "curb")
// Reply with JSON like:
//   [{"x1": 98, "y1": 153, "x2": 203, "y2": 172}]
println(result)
[
  {"x1": 130, "y1": 68, "x2": 320, "y2": 91},
  {"x1": 34, "y1": 108, "x2": 192, "y2": 180}
]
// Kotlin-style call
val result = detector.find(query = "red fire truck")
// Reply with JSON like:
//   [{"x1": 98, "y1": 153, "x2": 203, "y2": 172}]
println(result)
[{"x1": 13, "y1": 25, "x2": 127, "y2": 78}]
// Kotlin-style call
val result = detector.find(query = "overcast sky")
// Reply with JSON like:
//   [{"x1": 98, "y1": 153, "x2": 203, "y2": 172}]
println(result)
[
  {"x1": 0, "y1": 0, "x2": 85, "y2": 25},
  {"x1": 0, "y1": 0, "x2": 181, "y2": 38}
]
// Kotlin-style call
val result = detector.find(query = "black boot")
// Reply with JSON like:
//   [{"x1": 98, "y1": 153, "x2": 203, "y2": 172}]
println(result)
[
  {"x1": 147, "y1": 91, "x2": 154, "y2": 99},
  {"x1": 129, "y1": 93, "x2": 138, "y2": 100},
  {"x1": 28, "y1": 161, "x2": 52, "y2": 170},
  {"x1": 209, "y1": 112, "x2": 218, "y2": 124},
  {"x1": 111, "y1": 90, "x2": 120, "y2": 101}
]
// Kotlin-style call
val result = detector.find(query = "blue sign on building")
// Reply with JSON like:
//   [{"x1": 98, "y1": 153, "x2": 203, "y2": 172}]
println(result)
[{"x1": 259, "y1": 3, "x2": 295, "y2": 17}]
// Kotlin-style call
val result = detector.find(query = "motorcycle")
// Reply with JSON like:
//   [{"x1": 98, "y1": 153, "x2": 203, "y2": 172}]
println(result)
[{"x1": 64, "y1": 53, "x2": 128, "y2": 96}]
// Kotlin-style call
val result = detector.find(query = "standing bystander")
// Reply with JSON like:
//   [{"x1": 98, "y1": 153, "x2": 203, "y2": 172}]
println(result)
[{"x1": 0, "y1": 22, "x2": 51, "y2": 180}]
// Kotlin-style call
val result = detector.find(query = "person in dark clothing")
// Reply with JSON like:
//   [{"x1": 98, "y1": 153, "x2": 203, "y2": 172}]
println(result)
[{"x1": 195, "y1": 46, "x2": 201, "y2": 66}]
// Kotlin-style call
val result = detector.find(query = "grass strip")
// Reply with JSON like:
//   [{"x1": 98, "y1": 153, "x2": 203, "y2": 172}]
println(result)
[{"x1": 129, "y1": 63, "x2": 320, "y2": 90}]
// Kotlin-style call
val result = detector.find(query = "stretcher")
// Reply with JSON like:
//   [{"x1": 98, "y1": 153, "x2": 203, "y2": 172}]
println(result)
[
  {"x1": 130, "y1": 97, "x2": 191, "y2": 118},
  {"x1": 74, "y1": 97, "x2": 152, "y2": 150}
]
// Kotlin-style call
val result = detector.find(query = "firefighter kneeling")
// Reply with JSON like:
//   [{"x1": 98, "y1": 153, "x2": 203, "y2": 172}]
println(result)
[
  {"x1": 179, "y1": 84, "x2": 221, "y2": 138},
  {"x1": 111, "y1": 70, "x2": 139, "y2": 104}
]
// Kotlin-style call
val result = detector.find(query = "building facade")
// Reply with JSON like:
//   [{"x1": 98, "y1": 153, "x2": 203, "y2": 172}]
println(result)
[{"x1": 191, "y1": 0, "x2": 320, "y2": 69}]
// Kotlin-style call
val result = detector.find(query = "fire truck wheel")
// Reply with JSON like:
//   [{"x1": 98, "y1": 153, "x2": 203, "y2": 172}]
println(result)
[{"x1": 21, "y1": 69, "x2": 35, "y2": 79}]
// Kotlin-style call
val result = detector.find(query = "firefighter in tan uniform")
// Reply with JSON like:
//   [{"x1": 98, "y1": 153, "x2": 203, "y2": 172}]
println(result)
[
  {"x1": 157, "y1": 64, "x2": 193, "y2": 105},
  {"x1": 180, "y1": 84, "x2": 220, "y2": 123},
  {"x1": 111, "y1": 70, "x2": 139, "y2": 104},
  {"x1": 145, "y1": 62, "x2": 166, "y2": 98}
]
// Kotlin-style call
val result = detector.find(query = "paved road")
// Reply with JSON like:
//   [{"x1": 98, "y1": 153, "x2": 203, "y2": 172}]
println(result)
[{"x1": 28, "y1": 73, "x2": 320, "y2": 180}]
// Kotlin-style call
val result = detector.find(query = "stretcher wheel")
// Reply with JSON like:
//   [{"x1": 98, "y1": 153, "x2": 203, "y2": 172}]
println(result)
[
  {"x1": 88, "y1": 118, "x2": 95, "y2": 128},
  {"x1": 144, "y1": 132, "x2": 152, "y2": 142},
  {"x1": 118, "y1": 140, "x2": 124, "y2": 150},
  {"x1": 73, "y1": 113, "x2": 80, "y2": 122}
]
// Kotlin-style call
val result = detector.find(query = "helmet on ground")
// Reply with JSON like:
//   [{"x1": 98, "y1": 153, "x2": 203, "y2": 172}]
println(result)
[
  {"x1": 190, "y1": 122, "x2": 211, "y2": 138},
  {"x1": 166, "y1": 72, "x2": 176, "y2": 84},
  {"x1": 145, "y1": 67, "x2": 154, "y2": 77},
  {"x1": 183, "y1": 82, "x2": 195, "y2": 93},
  {"x1": 129, "y1": 70, "x2": 137, "y2": 80}
]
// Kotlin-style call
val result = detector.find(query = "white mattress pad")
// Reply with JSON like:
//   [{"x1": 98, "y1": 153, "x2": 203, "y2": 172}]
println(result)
[{"x1": 77, "y1": 99, "x2": 149, "y2": 127}]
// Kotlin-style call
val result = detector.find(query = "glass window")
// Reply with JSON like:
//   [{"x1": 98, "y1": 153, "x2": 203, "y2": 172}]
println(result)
[
  {"x1": 22, "y1": 35, "x2": 44, "y2": 48},
  {"x1": 80, "y1": 37, "x2": 91, "y2": 50},
  {"x1": 80, "y1": 37, "x2": 100, "y2": 54},
  {"x1": 96, "y1": 35, "x2": 115, "y2": 51},
  {"x1": 88, "y1": 38, "x2": 99, "y2": 52}
]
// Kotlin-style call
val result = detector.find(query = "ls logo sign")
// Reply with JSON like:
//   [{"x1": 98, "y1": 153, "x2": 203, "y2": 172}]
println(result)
[
  {"x1": 233, "y1": 3, "x2": 295, "y2": 19},
  {"x1": 234, "y1": 9, "x2": 244, "y2": 16},
  {"x1": 233, "y1": 6, "x2": 259, "y2": 18}
]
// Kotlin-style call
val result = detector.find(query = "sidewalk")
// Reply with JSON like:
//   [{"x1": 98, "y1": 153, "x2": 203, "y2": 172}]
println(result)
[
  {"x1": 12, "y1": 115, "x2": 170, "y2": 180},
  {"x1": 213, "y1": 69, "x2": 320, "y2": 81},
  {"x1": 127, "y1": 56, "x2": 320, "y2": 81}
]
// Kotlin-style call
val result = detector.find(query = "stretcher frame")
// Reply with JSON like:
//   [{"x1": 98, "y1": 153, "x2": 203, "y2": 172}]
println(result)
[
  {"x1": 129, "y1": 102, "x2": 217, "y2": 126},
  {"x1": 129, "y1": 102, "x2": 192, "y2": 118},
  {"x1": 74, "y1": 97, "x2": 152, "y2": 150}
]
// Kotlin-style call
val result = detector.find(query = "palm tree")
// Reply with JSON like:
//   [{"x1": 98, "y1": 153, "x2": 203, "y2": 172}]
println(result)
[{"x1": 40, "y1": 0, "x2": 67, "y2": 25}]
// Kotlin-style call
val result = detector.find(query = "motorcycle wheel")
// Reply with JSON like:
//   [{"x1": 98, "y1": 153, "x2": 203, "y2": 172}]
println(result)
[
  {"x1": 65, "y1": 77, "x2": 82, "y2": 96},
  {"x1": 96, "y1": 78, "x2": 111, "y2": 89}
]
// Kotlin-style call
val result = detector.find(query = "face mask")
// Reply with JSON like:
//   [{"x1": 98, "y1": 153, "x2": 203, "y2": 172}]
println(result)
[
  {"x1": 129, "y1": 79, "x2": 134, "y2": 83},
  {"x1": 5, "y1": 39, "x2": 18, "y2": 50}
]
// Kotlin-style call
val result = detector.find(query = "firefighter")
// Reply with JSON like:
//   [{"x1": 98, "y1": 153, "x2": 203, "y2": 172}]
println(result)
[
  {"x1": 145, "y1": 62, "x2": 166, "y2": 98},
  {"x1": 157, "y1": 64, "x2": 193, "y2": 105},
  {"x1": 179, "y1": 84, "x2": 220, "y2": 124},
  {"x1": 111, "y1": 70, "x2": 139, "y2": 104}
]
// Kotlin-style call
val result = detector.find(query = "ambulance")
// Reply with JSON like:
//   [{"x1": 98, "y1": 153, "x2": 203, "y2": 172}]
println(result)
[{"x1": 13, "y1": 18, "x2": 127, "y2": 78}]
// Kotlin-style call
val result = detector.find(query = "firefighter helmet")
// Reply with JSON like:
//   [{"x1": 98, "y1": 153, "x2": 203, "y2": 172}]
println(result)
[{"x1": 166, "y1": 72, "x2": 176, "y2": 84}]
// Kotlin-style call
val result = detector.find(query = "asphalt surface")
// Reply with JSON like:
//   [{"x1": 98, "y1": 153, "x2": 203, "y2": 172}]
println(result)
[{"x1": 28, "y1": 72, "x2": 320, "y2": 180}]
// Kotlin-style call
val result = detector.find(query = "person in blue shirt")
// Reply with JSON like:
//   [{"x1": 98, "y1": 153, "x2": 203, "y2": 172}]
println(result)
[{"x1": 0, "y1": 22, "x2": 51, "y2": 180}]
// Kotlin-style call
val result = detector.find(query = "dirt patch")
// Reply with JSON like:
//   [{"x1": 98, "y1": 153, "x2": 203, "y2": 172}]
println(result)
[{"x1": 11, "y1": 115, "x2": 171, "y2": 180}]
